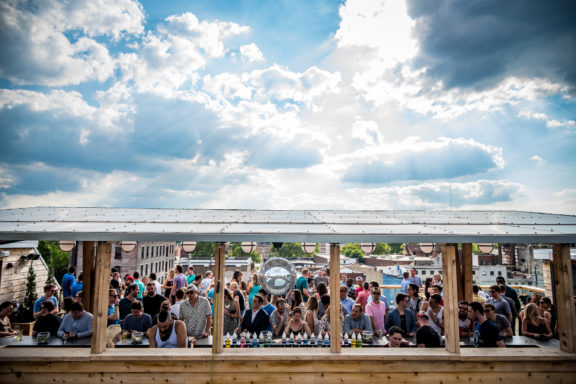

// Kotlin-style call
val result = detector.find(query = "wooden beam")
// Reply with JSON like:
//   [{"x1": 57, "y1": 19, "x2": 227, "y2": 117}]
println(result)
[
  {"x1": 552, "y1": 244, "x2": 576, "y2": 353},
  {"x1": 329, "y1": 243, "x2": 341, "y2": 353},
  {"x1": 441, "y1": 244, "x2": 460, "y2": 354},
  {"x1": 91, "y1": 242, "x2": 111, "y2": 354},
  {"x1": 454, "y1": 245, "x2": 463, "y2": 302},
  {"x1": 82, "y1": 241, "x2": 95, "y2": 314},
  {"x1": 461, "y1": 244, "x2": 473, "y2": 304},
  {"x1": 212, "y1": 242, "x2": 226, "y2": 354}
]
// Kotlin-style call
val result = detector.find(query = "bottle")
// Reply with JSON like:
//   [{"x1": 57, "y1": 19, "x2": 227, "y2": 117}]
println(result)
[
  {"x1": 252, "y1": 334, "x2": 258, "y2": 348},
  {"x1": 323, "y1": 333, "x2": 330, "y2": 348},
  {"x1": 296, "y1": 333, "x2": 302, "y2": 347},
  {"x1": 282, "y1": 333, "x2": 287, "y2": 347},
  {"x1": 357, "y1": 334, "x2": 363, "y2": 348},
  {"x1": 259, "y1": 332, "x2": 265, "y2": 348},
  {"x1": 351, "y1": 333, "x2": 356, "y2": 348},
  {"x1": 344, "y1": 333, "x2": 350, "y2": 348},
  {"x1": 240, "y1": 333, "x2": 246, "y2": 348},
  {"x1": 232, "y1": 333, "x2": 237, "y2": 348}
]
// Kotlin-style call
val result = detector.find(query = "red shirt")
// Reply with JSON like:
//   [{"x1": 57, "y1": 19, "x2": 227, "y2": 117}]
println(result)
[{"x1": 356, "y1": 289, "x2": 371, "y2": 311}]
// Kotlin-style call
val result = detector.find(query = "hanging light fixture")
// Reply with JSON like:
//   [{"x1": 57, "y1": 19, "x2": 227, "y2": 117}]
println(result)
[
  {"x1": 58, "y1": 241, "x2": 76, "y2": 252},
  {"x1": 272, "y1": 242, "x2": 283, "y2": 250},
  {"x1": 301, "y1": 242, "x2": 316, "y2": 254},
  {"x1": 120, "y1": 241, "x2": 137, "y2": 252},
  {"x1": 241, "y1": 242, "x2": 257, "y2": 254},
  {"x1": 478, "y1": 243, "x2": 494, "y2": 254},
  {"x1": 419, "y1": 243, "x2": 435, "y2": 255},
  {"x1": 361, "y1": 243, "x2": 376, "y2": 255},
  {"x1": 182, "y1": 241, "x2": 197, "y2": 253}
]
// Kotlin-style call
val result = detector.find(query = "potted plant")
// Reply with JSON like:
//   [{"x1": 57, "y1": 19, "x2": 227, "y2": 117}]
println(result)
[{"x1": 14, "y1": 259, "x2": 38, "y2": 335}]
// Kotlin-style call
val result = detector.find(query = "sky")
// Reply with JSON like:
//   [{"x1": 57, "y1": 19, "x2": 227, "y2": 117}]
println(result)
[{"x1": 0, "y1": 0, "x2": 575, "y2": 214}]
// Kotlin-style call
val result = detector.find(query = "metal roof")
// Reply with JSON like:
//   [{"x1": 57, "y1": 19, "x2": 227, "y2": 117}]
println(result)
[{"x1": 0, "y1": 207, "x2": 575, "y2": 243}]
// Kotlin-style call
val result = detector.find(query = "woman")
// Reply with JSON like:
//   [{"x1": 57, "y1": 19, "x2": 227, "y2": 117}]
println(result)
[
  {"x1": 223, "y1": 289, "x2": 241, "y2": 335},
  {"x1": 432, "y1": 273, "x2": 443, "y2": 289},
  {"x1": 230, "y1": 282, "x2": 245, "y2": 317},
  {"x1": 0, "y1": 301, "x2": 17, "y2": 337},
  {"x1": 240, "y1": 281, "x2": 250, "y2": 307},
  {"x1": 247, "y1": 273, "x2": 261, "y2": 309},
  {"x1": 522, "y1": 303, "x2": 552, "y2": 340},
  {"x1": 315, "y1": 282, "x2": 328, "y2": 318},
  {"x1": 162, "y1": 269, "x2": 175, "y2": 299},
  {"x1": 284, "y1": 307, "x2": 311, "y2": 337},
  {"x1": 290, "y1": 289, "x2": 306, "y2": 313},
  {"x1": 305, "y1": 296, "x2": 321, "y2": 336},
  {"x1": 540, "y1": 297, "x2": 557, "y2": 338},
  {"x1": 231, "y1": 271, "x2": 243, "y2": 286}
]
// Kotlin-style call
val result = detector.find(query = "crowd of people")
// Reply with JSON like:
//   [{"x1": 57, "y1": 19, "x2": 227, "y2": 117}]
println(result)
[{"x1": 0, "y1": 265, "x2": 561, "y2": 350}]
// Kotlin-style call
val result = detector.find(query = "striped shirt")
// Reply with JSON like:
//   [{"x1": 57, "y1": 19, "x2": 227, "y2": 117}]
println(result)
[
  {"x1": 179, "y1": 297, "x2": 211, "y2": 337},
  {"x1": 57, "y1": 311, "x2": 93, "y2": 338}
]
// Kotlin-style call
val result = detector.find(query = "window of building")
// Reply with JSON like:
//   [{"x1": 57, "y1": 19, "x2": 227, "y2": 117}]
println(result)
[
  {"x1": 141, "y1": 247, "x2": 144, "y2": 259},
  {"x1": 151, "y1": 246, "x2": 154, "y2": 258},
  {"x1": 114, "y1": 247, "x2": 122, "y2": 260},
  {"x1": 421, "y1": 270, "x2": 426, "y2": 275},
  {"x1": 145, "y1": 264, "x2": 148, "y2": 276},
  {"x1": 498, "y1": 271, "x2": 502, "y2": 276},
  {"x1": 140, "y1": 265, "x2": 144, "y2": 276},
  {"x1": 490, "y1": 271, "x2": 494, "y2": 276},
  {"x1": 146, "y1": 247, "x2": 149, "y2": 258},
  {"x1": 472, "y1": 271, "x2": 476, "y2": 275}
]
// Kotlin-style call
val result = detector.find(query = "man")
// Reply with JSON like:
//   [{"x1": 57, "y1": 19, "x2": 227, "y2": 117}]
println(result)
[
  {"x1": 486, "y1": 285, "x2": 512, "y2": 323},
  {"x1": 458, "y1": 301, "x2": 474, "y2": 336},
  {"x1": 57, "y1": 302, "x2": 93, "y2": 339},
  {"x1": 150, "y1": 273, "x2": 162, "y2": 295},
  {"x1": 343, "y1": 304, "x2": 373, "y2": 335},
  {"x1": 496, "y1": 277, "x2": 520, "y2": 313},
  {"x1": 384, "y1": 326, "x2": 410, "y2": 348},
  {"x1": 340, "y1": 273, "x2": 348, "y2": 286},
  {"x1": 143, "y1": 282, "x2": 166, "y2": 319},
  {"x1": 424, "y1": 294, "x2": 444, "y2": 337},
  {"x1": 171, "y1": 288, "x2": 186, "y2": 318},
  {"x1": 61, "y1": 266, "x2": 76, "y2": 298},
  {"x1": 345, "y1": 278, "x2": 356, "y2": 300},
  {"x1": 340, "y1": 286, "x2": 355, "y2": 315},
  {"x1": 33, "y1": 301, "x2": 61, "y2": 337},
  {"x1": 366, "y1": 281, "x2": 387, "y2": 306},
  {"x1": 296, "y1": 269, "x2": 311, "y2": 302},
  {"x1": 416, "y1": 313, "x2": 441, "y2": 348},
  {"x1": 407, "y1": 284, "x2": 423, "y2": 313},
  {"x1": 200, "y1": 270, "x2": 213, "y2": 292},
  {"x1": 366, "y1": 287, "x2": 387, "y2": 336},
  {"x1": 71, "y1": 272, "x2": 83, "y2": 300},
  {"x1": 355, "y1": 282, "x2": 371, "y2": 311},
  {"x1": 484, "y1": 303, "x2": 513, "y2": 337},
  {"x1": 33, "y1": 284, "x2": 59, "y2": 319},
  {"x1": 498, "y1": 284, "x2": 518, "y2": 333},
  {"x1": 132, "y1": 271, "x2": 146, "y2": 299},
  {"x1": 258, "y1": 289, "x2": 275, "y2": 316},
  {"x1": 148, "y1": 310, "x2": 187, "y2": 348},
  {"x1": 186, "y1": 266, "x2": 196, "y2": 286},
  {"x1": 119, "y1": 284, "x2": 140, "y2": 321},
  {"x1": 472, "y1": 285, "x2": 486, "y2": 303},
  {"x1": 400, "y1": 271, "x2": 410, "y2": 294},
  {"x1": 122, "y1": 301, "x2": 152, "y2": 334},
  {"x1": 270, "y1": 298, "x2": 290, "y2": 337},
  {"x1": 192, "y1": 275, "x2": 204, "y2": 297},
  {"x1": 409, "y1": 268, "x2": 422, "y2": 287},
  {"x1": 385, "y1": 293, "x2": 416, "y2": 337},
  {"x1": 179, "y1": 284, "x2": 212, "y2": 338},
  {"x1": 355, "y1": 276, "x2": 364, "y2": 296},
  {"x1": 468, "y1": 301, "x2": 505, "y2": 348},
  {"x1": 107, "y1": 288, "x2": 120, "y2": 326},
  {"x1": 314, "y1": 269, "x2": 329, "y2": 287},
  {"x1": 171, "y1": 265, "x2": 188, "y2": 301},
  {"x1": 236, "y1": 294, "x2": 270, "y2": 335}
]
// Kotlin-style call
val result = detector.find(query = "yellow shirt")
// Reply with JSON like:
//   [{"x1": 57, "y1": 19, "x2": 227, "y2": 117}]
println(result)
[{"x1": 472, "y1": 294, "x2": 486, "y2": 303}]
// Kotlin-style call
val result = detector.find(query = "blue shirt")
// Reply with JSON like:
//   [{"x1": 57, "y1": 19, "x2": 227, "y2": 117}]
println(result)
[
  {"x1": 71, "y1": 281, "x2": 83, "y2": 299},
  {"x1": 133, "y1": 280, "x2": 146, "y2": 299},
  {"x1": 57, "y1": 311, "x2": 93, "y2": 338},
  {"x1": 33, "y1": 296, "x2": 58, "y2": 313},
  {"x1": 108, "y1": 304, "x2": 120, "y2": 326},
  {"x1": 122, "y1": 313, "x2": 152, "y2": 333},
  {"x1": 343, "y1": 313, "x2": 373, "y2": 334},
  {"x1": 61, "y1": 273, "x2": 75, "y2": 297},
  {"x1": 340, "y1": 297, "x2": 355, "y2": 315},
  {"x1": 385, "y1": 308, "x2": 417, "y2": 335},
  {"x1": 400, "y1": 278, "x2": 410, "y2": 294}
]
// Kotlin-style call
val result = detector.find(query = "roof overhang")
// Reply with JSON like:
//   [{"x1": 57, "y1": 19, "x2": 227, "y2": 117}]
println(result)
[{"x1": 0, "y1": 207, "x2": 575, "y2": 243}]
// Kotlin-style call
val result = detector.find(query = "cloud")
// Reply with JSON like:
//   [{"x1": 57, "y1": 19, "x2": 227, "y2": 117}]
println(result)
[
  {"x1": 0, "y1": 0, "x2": 143, "y2": 86},
  {"x1": 342, "y1": 137, "x2": 503, "y2": 183},
  {"x1": 530, "y1": 155, "x2": 545, "y2": 165},
  {"x1": 518, "y1": 110, "x2": 576, "y2": 133},
  {"x1": 405, "y1": 0, "x2": 576, "y2": 93},
  {"x1": 239, "y1": 43, "x2": 265, "y2": 63}
]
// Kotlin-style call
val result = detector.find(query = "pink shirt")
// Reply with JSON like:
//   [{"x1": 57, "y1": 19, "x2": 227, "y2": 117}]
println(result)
[
  {"x1": 366, "y1": 301, "x2": 387, "y2": 333},
  {"x1": 356, "y1": 290, "x2": 371, "y2": 311}
]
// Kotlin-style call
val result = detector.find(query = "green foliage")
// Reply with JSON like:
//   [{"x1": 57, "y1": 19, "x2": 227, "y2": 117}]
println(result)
[
  {"x1": 387, "y1": 243, "x2": 405, "y2": 254},
  {"x1": 21, "y1": 261, "x2": 38, "y2": 322},
  {"x1": 38, "y1": 241, "x2": 70, "y2": 285},
  {"x1": 229, "y1": 242, "x2": 262, "y2": 263},
  {"x1": 188, "y1": 242, "x2": 215, "y2": 258},
  {"x1": 269, "y1": 242, "x2": 312, "y2": 259},
  {"x1": 341, "y1": 243, "x2": 364, "y2": 262},
  {"x1": 373, "y1": 243, "x2": 390, "y2": 255}
]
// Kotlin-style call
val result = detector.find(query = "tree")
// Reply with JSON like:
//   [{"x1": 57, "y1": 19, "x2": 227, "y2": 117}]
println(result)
[
  {"x1": 270, "y1": 242, "x2": 312, "y2": 259},
  {"x1": 373, "y1": 243, "x2": 390, "y2": 255},
  {"x1": 341, "y1": 243, "x2": 365, "y2": 262},
  {"x1": 229, "y1": 242, "x2": 262, "y2": 264},
  {"x1": 38, "y1": 241, "x2": 70, "y2": 285},
  {"x1": 188, "y1": 242, "x2": 215, "y2": 258},
  {"x1": 387, "y1": 243, "x2": 405, "y2": 254},
  {"x1": 21, "y1": 261, "x2": 38, "y2": 322}
]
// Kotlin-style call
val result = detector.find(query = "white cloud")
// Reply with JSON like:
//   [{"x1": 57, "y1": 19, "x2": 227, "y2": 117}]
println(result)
[
  {"x1": 517, "y1": 110, "x2": 575, "y2": 133},
  {"x1": 239, "y1": 43, "x2": 265, "y2": 63},
  {"x1": 531, "y1": 155, "x2": 545, "y2": 165},
  {"x1": 0, "y1": 89, "x2": 96, "y2": 118}
]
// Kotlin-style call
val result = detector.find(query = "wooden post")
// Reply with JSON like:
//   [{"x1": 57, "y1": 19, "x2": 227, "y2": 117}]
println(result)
[
  {"x1": 82, "y1": 241, "x2": 95, "y2": 314},
  {"x1": 91, "y1": 242, "x2": 111, "y2": 354},
  {"x1": 552, "y1": 244, "x2": 576, "y2": 353},
  {"x1": 329, "y1": 243, "x2": 341, "y2": 353},
  {"x1": 441, "y1": 244, "x2": 460, "y2": 354},
  {"x1": 212, "y1": 242, "x2": 226, "y2": 354},
  {"x1": 461, "y1": 243, "x2": 473, "y2": 304}
]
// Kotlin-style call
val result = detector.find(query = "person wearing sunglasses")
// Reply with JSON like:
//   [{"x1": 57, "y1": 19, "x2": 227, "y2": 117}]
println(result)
[{"x1": 107, "y1": 289, "x2": 120, "y2": 326}]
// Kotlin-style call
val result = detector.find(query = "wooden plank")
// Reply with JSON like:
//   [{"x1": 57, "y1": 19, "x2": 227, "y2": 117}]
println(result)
[
  {"x1": 212, "y1": 242, "x2": 226, "y2": 354},
  {"x1": 454, "y1": 244, "x2": 463, "y2": 301},
  {"x1": 82, "y1": 241, "x2": 95, "y2": 313},
  {"x1": 441, "y1": 244, "x2": 460, "y2": 354},
  {"x1": 91, "y1": 242, "x2": 111, "y2": 354},
  {"x1": 329, "y1": 243, "x2": 341, "y2": 353},
  {"x1": 461, "y1": 243, "x2": 473, "y2": 304},
  {"x1": 552, "y1": 244, "x2": 576, "y2": 353}
]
